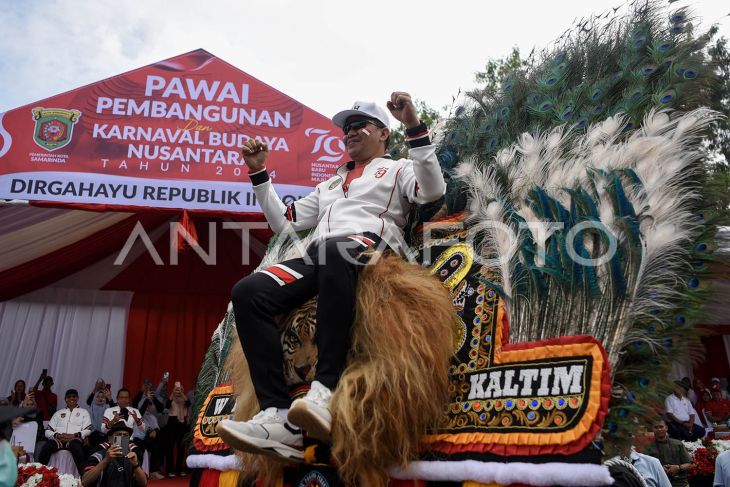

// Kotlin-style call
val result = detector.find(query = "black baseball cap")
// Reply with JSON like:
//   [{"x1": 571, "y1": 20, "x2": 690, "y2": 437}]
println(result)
[{"x1": 107, "y1": 422, "x2": 133, "y2": 436}]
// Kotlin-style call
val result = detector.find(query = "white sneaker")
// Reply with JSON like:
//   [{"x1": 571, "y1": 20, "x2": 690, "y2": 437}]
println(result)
[
  {"x1": 216, "y1": 407, "x2": 303, "y2": 462},
  {"x1": 288, "y1": 380, "x2": 332, "y2": 443}
]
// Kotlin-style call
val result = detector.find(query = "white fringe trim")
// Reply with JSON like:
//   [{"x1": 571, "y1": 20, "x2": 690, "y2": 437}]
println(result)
[
  {"x1": 186, "y1": 454, "x2": 614, "y2": 486},
  {"x1": 389, "y1": 461, "x2": 614, "y2": 486},
  {"x1": 186, "y1": 454, "x2": 243, "y2": 471}
]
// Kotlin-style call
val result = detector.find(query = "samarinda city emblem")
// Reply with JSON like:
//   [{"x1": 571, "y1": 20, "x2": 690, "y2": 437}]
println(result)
[{"x1": 31, "y1": 107, "x2": 82, "y2": 151}]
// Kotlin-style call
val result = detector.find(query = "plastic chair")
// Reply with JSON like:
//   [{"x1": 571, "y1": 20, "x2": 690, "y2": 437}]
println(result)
[{"x1": 47, "y1": 450, "x2": 80, "y2": 478}]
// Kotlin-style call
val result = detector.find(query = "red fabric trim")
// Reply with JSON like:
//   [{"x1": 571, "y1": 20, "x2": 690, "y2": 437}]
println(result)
[
  {"x1": 426, "y1": 335, "x2": 611, "y2": 457},
  {"x1": 348, "y1": 235, "x2": 375, "y2": 247},
  {"x1": 378, "y1": 167, "x2": 402, "y2": 237},
  {"x1": 0, "y1": 212, "x2": 171, "y2": 301},
  {"x1": 343, "y1": 162, "x2": 367, "y2": 196},
  {"x1": 405, "y1": 130, "x2": 429, "y2": 140},
  {"x1": 199, "y1": 468, "x2": 221, "y2": 487},
  {"x1": 501, "y1": 304, "x2": 510, "y2": 345},
  {"x1": 265, "y1": 265, "x2": 298, "y2": 284},
  {"x1": 414, "y1": 211, "x2": 469, "y2": 235}
]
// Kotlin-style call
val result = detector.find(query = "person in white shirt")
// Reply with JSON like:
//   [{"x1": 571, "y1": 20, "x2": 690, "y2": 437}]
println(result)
[
  {"x1": 37, "y1": 389, "x2": 92, "y2": 474},
  {"x1": 630, "y1": 450, "x2": 673, "y2": 487},
  {"x1": 101, "y1": 388, "x2": 145, "y2": 453},
  {"x1": 219, "y1": 93, "x2": 446, "y2": 462},
  {"x1": 665, "y1": 379, "x2": 705, "y2": 441},
  {"x1": 613, "y1": 438, "x2": 672, "y2": 487},
  {"x1": 714, "y1": 449, "x2": 730, "y2": 487}
]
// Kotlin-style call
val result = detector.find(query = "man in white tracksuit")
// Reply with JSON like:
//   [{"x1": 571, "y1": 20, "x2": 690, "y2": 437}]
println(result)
[
  {"x1": 39, "y1": 389, "x2": 92, "y2": 474},
  {"x1": 218, "y1": 92, "x2": 446, "y2": 462}
]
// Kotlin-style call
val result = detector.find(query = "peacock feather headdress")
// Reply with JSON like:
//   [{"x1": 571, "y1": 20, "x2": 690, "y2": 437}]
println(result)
[{"x1": 437, "y1": 0, "x2": 726, "y2": 446}]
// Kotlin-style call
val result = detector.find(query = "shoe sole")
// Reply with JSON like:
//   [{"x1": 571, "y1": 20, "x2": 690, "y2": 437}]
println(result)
[
  {"x1": 288, "y1": 402, "x2": 331, "y2": 443},
  {"x1": 217, "y1": 424, "x2": 304, "y2": 464}
]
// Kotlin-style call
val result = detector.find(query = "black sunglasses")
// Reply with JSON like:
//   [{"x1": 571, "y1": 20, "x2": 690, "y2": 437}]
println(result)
[{"x1": 342, "y1": 119, "x2": 378, "y2": 135}]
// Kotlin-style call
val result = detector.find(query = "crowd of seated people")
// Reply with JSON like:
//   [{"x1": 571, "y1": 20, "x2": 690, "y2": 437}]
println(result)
[
  {"x1": 664, "y1": 378, "x2": 706, "y2": 442},
  {"x1": 5, "y1": 370, "x2": 195, "y2": 482},
  {"x1": 606, "y1": 375, "x2": 730, "y2": 487},
  {"x1": 7, "y1": 369, "x2": 730, "y2": 486}
]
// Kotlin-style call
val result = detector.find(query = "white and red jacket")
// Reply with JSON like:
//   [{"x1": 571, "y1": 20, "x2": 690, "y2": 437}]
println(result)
[
  {"x1": 45, "y1": 407, "x2": 92, "y2": 440},
  {"x1": 101, "y1": 405, "x2": 145, "y2": 435},
  {"x1": 250, "y1": 140, "x2": 445, "y2": 251}
]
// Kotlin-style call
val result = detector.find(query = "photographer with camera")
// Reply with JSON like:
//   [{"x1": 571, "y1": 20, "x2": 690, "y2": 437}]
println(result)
[
  {"x1": 86, "y1": 379, "x2": 115, "y2": 408},
  {"x1": 161, "y1": 381, "x2": 190, "y2": 478},
  {"x1": 81, "y1": 422, "x2": 146, "y2": 487},
  {"x1": 101, "y1": 389, "x2": 145, "y2": 455},
  {"x1": 32, "y1": 370, "x2": 57, "y2": 421}
]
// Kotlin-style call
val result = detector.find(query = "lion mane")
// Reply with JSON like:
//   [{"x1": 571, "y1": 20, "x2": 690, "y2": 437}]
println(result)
[{"x1": 226, "y1": 251, "x2": 455, "y2": 486}]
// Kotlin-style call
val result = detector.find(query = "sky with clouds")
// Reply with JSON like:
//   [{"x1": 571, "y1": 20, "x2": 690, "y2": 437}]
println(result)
[{"x1": 0, "y1": 0, "x2": 727, "y2": 119}]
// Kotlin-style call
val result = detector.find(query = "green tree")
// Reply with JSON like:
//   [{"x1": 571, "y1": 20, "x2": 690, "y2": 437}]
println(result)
[
  {"x1": 705, "y1": 30, "x2": 730, "y2": 223},
  {"x1": 388, "y1": 99, "x2": 441, "y2": 159},
  {"x1": 474, "y1": 46, "x2": 526, "y2": 90},
  {"x1": 707, "y1": 28, "x2": 730, "y2": 164},
  {"x1": 468, "y1": 40, "x2": 730, "y2": 221}
]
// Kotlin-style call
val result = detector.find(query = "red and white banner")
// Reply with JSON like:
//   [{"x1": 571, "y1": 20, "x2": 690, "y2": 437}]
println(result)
[{"x1": 0, "y1": 49, "x2": 345, "y2": 212}]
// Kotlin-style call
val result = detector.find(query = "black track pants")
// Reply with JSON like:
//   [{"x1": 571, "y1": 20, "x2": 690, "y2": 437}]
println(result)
[
  {"x1": 231, "y1": 234, "x2": 380, "y2": 409},
  {"x1": 38, "y1": 438, "x2": 86, "y2": 474}
]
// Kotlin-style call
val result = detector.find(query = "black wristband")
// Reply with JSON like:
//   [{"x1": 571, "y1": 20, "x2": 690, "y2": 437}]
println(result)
[
  {"x1": 405, "y1": 122, "x2": 428, "y2": 137},
  {"x1": 405, "y1": 122, "x2": 431, "y2": 148},
  {"x1": 249, "y1": 168, "x2": 270, "y2": 186}
]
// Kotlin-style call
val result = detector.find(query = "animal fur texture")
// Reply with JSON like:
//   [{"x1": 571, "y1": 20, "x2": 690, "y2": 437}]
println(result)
[
  {"x1": 226, "y1": 250, "x2": 456, "y2": 486},
  {"x1": 224, "y1": 333, "x2": 269, "y2": 484},
  {"x1": 331, "y1": 252, "x2": 455, "y2": 486}
]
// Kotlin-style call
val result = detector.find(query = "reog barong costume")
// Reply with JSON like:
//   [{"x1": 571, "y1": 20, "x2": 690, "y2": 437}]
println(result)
[{"x1": 194, "y1": 5, "x2": 724, "y2": 484}]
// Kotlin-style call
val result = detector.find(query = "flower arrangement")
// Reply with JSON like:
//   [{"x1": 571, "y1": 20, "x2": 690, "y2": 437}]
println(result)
[
  {"x1": 683, "y1": 440, "x2": 704, "y2": 457},
  {"x1": 16, "y1": 463, "x2": 80, "y2": 487},
  {"x1": 678, "y1": 439, "x2": 730, "y2": 478},
  {"x1": 714, "y1": 439, "x2": 730, "y2": 455},
  {"x1": 687, "y1": 447, "x2": 719, "y2": 477}
]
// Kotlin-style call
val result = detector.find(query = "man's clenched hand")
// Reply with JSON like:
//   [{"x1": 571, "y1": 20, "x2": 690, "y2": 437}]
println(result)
[
  {"x1": 387, "y1": 92, "x2": 420, "y2": 129},
  {"x1": 241, "y1": 139, "x2": 269, "y2": 173}
]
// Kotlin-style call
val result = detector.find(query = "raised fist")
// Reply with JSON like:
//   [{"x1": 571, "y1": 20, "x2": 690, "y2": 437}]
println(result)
[
  {"x1": 241, "y1": 138, "x2": 269, "y2": 173},
  {"x1": 386, "y1": 91, "x2": 420, "y2": 129}
]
